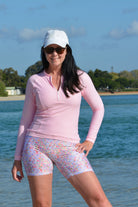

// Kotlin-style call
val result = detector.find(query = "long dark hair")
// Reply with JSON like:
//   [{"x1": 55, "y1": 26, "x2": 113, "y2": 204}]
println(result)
[{"x1": 40, "y1": 45, "x2": 83, "y2": 97}]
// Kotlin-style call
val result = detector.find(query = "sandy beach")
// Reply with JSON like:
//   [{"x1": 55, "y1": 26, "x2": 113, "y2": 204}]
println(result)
[
  {"x1": 99, "y1": 91, "x2": 138, "y2": 96},
  {"x1": 0, "y1": 95, "x2": 25, "y2": 101},
  {"x1": 0, "y1": 91, "x2": 138, "y2": 101}
]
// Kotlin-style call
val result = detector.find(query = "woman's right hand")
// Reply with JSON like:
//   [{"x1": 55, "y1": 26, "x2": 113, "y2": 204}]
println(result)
[{"x1": 11, "y1": 160, "x2": 24, "y2": 182}]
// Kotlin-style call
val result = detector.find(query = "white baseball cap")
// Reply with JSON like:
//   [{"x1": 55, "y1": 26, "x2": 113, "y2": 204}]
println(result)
[{"x1": 43, "y1": 29, "x2": 69, "y2": 48}]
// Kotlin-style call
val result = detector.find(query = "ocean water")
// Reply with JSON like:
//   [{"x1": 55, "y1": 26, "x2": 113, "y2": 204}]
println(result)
[{"x1": 0, "y1": 95, "x2": 138, "y2": 206}]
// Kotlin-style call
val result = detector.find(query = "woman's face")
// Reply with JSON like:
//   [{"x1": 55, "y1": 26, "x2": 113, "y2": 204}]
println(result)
[{"x1": 44, "y1": 44, "x2": 67, "y2": 68}]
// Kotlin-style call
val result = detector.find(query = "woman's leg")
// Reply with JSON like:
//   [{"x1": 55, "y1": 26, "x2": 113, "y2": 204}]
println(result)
[
  {"x1": 28, "y1": 174, "x2": 53, "y2": 207},
  {"x1": 50, "y1": 140, "x2": 112, "y2": 206},
  {"x1": 68, "y1": 171, "x2": 112, "y2": 207},
  {"x1": 22, "y1": 137, "x2": 54, "y2": 206}
]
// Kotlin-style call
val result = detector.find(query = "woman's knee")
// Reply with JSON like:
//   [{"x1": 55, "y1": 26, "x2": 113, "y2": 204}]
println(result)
[
  {"x1": 88, "y1": 194, "x2": 112, "y2": 207},
  {"x1": 33, "y1": 199, "x2": 52, "y2": 207}
]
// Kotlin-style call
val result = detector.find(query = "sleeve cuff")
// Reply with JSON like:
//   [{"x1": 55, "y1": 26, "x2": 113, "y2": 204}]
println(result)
[
  {"x1": 14, "y1": 155, "x2": 22, "y2": 160},
  {"x1": 86, "y1": 137, "x2": 95, "y2": 143}
]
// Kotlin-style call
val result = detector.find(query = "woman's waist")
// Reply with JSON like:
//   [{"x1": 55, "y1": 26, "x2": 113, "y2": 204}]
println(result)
[
  {"x1": 26, "y1": 130, "x2": 80, "y2": 144},
  {"x1": 29, "y1": 119, "x2": 78, "y2": 133}
]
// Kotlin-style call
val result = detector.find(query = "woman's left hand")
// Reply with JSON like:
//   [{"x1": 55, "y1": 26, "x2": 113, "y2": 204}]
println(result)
[{"x1": 75, "y1": 140, "x2": 94, "y2": 156}]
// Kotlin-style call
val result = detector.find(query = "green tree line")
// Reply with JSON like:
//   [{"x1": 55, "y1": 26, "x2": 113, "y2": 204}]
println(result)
[
  {"x1": 88, "y1": 69, "x2": 138, "y2": 92},
  {"x1": 0, "y1": 61, "x2": 138, "y2": 96}
]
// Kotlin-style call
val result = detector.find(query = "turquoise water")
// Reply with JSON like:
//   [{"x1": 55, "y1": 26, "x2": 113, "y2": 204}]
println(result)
[{"x1": 0, "y1": 95, "x2": 138, "y2": 206}]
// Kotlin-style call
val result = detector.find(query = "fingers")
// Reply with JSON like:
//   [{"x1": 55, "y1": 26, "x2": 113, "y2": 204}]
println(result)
[
  {"x1": 20, "y1": 169, "x2": 24, "y2": 178},
  {"x1": 17, "y1": 168, "x2": 24, "y2": 182},
  {"x1": 11, "y1": 160, "x2": 24, "y2": 182},
  {"x1": 85, "y1": 150, "x2": 90, "y2": 157},
  {"x1": 17, "y1": 174, "x2": 24, "y2": 182},
  {"x1": 12, "y1": 167, "x2": 20, "y2": 182},
  {"x1": 75, "y1": 143, "x2": 87, "y2": 154},
  {"x1": 75, "y1": 141, "x2": 93, "y2": 156}
]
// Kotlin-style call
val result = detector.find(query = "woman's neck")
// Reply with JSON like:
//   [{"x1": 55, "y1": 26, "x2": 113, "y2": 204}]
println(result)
[{"x1": 46, "y1": 65, "x2": 62, "y2": 76}]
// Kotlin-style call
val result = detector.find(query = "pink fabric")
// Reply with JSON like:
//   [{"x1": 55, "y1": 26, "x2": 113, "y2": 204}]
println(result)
[{"x1": 14, "y1": 71, "x2": 104, "y2": 160}]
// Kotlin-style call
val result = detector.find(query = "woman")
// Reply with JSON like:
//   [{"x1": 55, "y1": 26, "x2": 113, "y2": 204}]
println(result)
[{"x1": 12, "y1": 29, "x2": 112, "y2": 207}]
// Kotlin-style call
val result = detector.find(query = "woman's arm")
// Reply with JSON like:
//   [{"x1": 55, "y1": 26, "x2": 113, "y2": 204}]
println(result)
[
  {"x1": 76, "y1": 72, "x2": 104, "y2": 156},
  {"x1": 81, "y1": 72, "x2": 104, "y2": 143},
  {"x1": 14, "y1": 77, "x2": 36, "y2": 160}
]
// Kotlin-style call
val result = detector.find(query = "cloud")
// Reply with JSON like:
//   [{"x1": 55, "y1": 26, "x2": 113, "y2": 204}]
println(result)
[
  {"x1": 80, "y1": 40, "x2": 118, "y2": 51},
  {"x1": 108, "y1": 20, "x2": 138, "y2": 39},
  {"x1": 86, "y1": 42, "x2": 118, "y2": 51},
  {"x1": 0, "y1": 27, "x2": 16, "y2": 38},
  {"x1": 28, "y1": 4, "x2": 47, "y2": 11},
  {"x1": 18, "y1": 26, "x2": 86, "y2": 42},
  {"x1": 0, "y1": 28, "x2": 9, "y2": 38},
  {"x1": 98, "y1": 43, "x2": 118, "y2": 50},
  {"x1": 0, "y1": 4, "x2": 7, "y2": 11},
  {"x1": 108, "y1": 29, "x2": 125, "y2": 39},
  {"x1": 122, "y1": 8, "x2": 138, "y2": 14},
  {"x1": 67, "y1": 26, "x2": 86, "y2": 37},
  {"x1": 18, "y1": 28, "x2": 49, "y2": 42},
  {"x1": 127, "y1": 21, "x2": 138, "y2": 35},
  {"x1": 0, "y1": 26, "x2": 86, "y2": 43},
  {"x1": 0, "y1": 27, "x2": 49, "y2": 42}
]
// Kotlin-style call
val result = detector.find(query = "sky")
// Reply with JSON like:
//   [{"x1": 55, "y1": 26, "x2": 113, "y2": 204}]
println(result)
[{"x1": 0, "y1": 0, "x2": 138, "y2": 75}]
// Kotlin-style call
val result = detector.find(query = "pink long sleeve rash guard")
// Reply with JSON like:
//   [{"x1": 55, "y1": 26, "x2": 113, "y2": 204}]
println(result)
[{"x1": 14, "y1": 70, "x2": 104, "y2": 160}]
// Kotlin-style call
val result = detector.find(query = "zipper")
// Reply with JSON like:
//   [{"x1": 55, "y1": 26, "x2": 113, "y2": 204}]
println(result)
[{"x1": 57, "y1": 91, "x2": 59, "y2": 100}]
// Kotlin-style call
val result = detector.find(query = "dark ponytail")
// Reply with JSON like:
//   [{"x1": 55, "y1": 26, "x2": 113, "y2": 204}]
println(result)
[{"x1": 40, "y1": 45, "x2": 83, "y2": 97}]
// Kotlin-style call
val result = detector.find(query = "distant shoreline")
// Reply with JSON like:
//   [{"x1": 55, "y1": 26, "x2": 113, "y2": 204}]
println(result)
[
  {"x1": 0, "y1": 91, "x2": 138, "y2": 101},
  {"x1": 99, "y1": 91, "x2": 138, "y2": 96},
  {"x1": 0, "y1": 95, "x2": 25, "y2": 101}
]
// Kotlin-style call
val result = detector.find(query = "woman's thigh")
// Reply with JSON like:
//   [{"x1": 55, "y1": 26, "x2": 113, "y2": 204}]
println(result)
[
  {"x1": 28, "y1": 174, "x2": 53, "y2": 207},
  {"x1": 68, "y1": 171, "x2": 111, "y2": 207},
  {"x1": 22, "y1": 136, "x2": 54, "y2": 176},
  {"x1": 51, "y1": 141, "x2": 93, "y2": 179}
]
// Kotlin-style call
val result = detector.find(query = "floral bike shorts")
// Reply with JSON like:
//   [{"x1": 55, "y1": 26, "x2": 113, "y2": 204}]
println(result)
[{"x1": 22, "y1": 136, "x2": 93, "y2": 179}]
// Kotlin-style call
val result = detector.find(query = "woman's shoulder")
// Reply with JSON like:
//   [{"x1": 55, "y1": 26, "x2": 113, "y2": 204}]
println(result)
[
  {"x1": 28, "y1": 71, "x2": 44, "y2": 83},
  {"x1": 78, "y1": 70, "x2": 91, "y2": 82}
]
